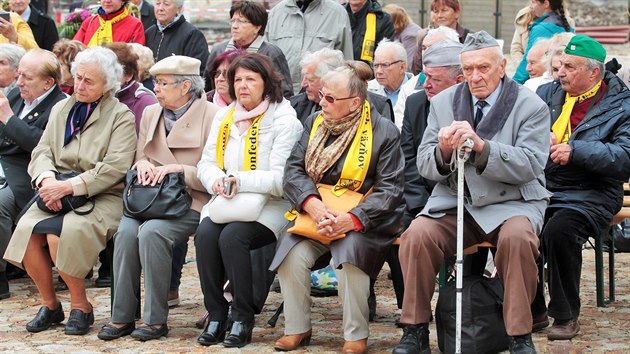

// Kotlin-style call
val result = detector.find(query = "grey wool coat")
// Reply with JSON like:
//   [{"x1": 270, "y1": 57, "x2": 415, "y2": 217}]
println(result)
[
  {"x1": 270, "y1": 104, "x2": 405, "y2": 278},
  {"x1": 417, "y1": 77, "x2": 551, "y2": 235},
  {"x1": 4, "y1": 94, "x2": 137, "y2": 278}
]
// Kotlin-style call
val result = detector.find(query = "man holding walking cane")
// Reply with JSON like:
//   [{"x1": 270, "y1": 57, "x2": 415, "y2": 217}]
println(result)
[{"x1": 393, "y1": 31, "x2": 550, "y2": 354}]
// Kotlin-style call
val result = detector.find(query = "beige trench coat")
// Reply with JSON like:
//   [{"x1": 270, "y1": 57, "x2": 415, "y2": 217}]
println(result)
[
  {"x1": 137, "y1": 98, "x2": 218, "y2": 212},
  {"x1": 4, "y1": 94, "x2": 137, "y2": 278}
]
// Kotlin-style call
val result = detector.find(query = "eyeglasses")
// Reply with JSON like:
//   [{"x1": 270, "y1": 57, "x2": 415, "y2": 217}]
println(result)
[
  {"x1": 212, "y1": 69, "x2": 228, "y2": 79},
  {"x1": 229, "y1": 18, "x2": 251, "y2": 25},
  {"x1": 372, "y1": 60, "x2": 403, "y2": 70},
  {"x1": 318, "y1": 90, "x2": 356, "y2": 104},
  {"x1": 152, "y1": 80, "x2": 180, "y2": 88}
]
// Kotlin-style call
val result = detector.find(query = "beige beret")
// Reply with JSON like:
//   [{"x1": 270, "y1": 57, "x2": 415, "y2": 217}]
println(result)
[{"x1": 149, "y1": 55, "x2": 201, "y2": 76}]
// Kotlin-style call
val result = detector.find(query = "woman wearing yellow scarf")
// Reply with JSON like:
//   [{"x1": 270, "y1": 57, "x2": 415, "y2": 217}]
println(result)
[{"x1": 73, "y1": 0, "x2": 145, "y2": 47}]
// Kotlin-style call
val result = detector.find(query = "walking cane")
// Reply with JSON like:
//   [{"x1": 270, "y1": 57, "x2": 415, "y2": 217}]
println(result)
[{"x1": 455, "y1": 138, "x2": 474, "y2": 354}]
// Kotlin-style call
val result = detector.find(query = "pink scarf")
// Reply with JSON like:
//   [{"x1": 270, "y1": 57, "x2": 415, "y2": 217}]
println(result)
[{"x1": 233, "y1": 99, "x2": 270, "y2": 134}]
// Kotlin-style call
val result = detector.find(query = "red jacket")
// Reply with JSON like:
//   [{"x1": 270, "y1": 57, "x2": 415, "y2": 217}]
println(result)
[{"x1": 74, "y1": 12, "x2": 145, "y2": 46}]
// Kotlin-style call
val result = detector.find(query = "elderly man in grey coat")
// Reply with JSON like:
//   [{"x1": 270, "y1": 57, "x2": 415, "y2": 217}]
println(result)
[{"x1": 393, "y1": 31, "x2": 551, "y2": 354}]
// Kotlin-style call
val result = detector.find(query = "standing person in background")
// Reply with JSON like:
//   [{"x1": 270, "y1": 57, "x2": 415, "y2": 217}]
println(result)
[
  {"x1": 0, "y1": 11, "x2": 37, "y2": 49},
  {"x1": 410, "y1": 0, "x2": 471, "y2": 75},
  {"x1": 73, "y1": 0, "x2": 145, "y2": 46},
  {"x1": 513, "y1": 0, "x2": 572, "y2": 84},
  {"x1": 208, "y1": 1, "x2": 292, "y2": 97},
  {"x1": 383, "y1": 4, "x2": 420, "y2": 72},
  {"x1": 9, "y1": 0, "x2": 58, "y2": 50},
  {"x1": 144, "y1": 0, "x2": 208, "y2": 75},
  {"x1": 266, "y1": 0, "x2": 353, "y2": 94},
  {"x1": 345, "y1": 0, "x2": 394, "y2": 64},
  {"x1": 129, "y1": 0, "x2": 155, "y2": 30}
]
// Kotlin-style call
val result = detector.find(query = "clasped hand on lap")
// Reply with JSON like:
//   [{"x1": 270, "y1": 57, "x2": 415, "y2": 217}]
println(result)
[
  {"x1": 38, "y1": 178, "x2": 74, "y2": 212},
  {"x1": 134, "y1": 160, "x2": 184, "y2": 186},
  {"x1": 303, "y1": 197, "x2": 354, "y2": 239}
]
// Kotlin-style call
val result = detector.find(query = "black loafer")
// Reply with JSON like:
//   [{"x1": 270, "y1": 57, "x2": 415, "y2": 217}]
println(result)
[
  {"x1": 95, "y1": 275, "x2": 111, "y2": 288},
  {"x1": 198, "y1": 321, "x2": 228, "y2": 346},
  {"x1": 97, "y1": 322, "x2": 135, "y2": 340},
  {"x1": 223, "y1": 320, "x2": 253, "y2": 348},
  {"x1": 64, "y1": 309, "x2": 95, "y2": 335},
  {"x1": 130, "y1": 324, "x2": 169, "y2": 341},
  {"x1": 26, "y1": 303, "x2": 65, "y2": 332}
]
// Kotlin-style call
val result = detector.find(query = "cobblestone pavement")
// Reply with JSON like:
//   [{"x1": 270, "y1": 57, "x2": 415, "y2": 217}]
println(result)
[{"x1": 0, "y1": 238, "x2": 629, "y2": 353}]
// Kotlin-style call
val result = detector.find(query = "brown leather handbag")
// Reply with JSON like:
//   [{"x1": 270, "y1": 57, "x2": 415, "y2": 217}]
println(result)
[{"x1": 287, "y1": 183, "x2": 369, "y2": 245}]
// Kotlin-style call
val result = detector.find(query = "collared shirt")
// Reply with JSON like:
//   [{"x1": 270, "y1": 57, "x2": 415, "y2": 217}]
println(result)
[
  {"x1": 157, "y1": 13, "x2": 182, "y2": 32},
  {"x1": 17, "y1": 86, "x2": 57, "y2": 120},
  {"x1": 472, "y1": 80, "x2": 503, "y2": 117},
  {"x1": 19, "y1": 6, "x2": 31, "y2": 22},
  {"x1": 383, "y1": 74, "x2": 408, "y2": 107}
]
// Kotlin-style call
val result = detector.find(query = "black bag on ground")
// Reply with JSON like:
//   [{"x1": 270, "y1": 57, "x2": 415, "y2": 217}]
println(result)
[
  {"x1": 436, "y1": 275, "x2": 509, "y2": 354},
  {"x1": 123, "y1": 170, "x2": 191, "y2": 220},
  {"x1": 36, "y1": 172, "x2": 94, "y2": 215}
]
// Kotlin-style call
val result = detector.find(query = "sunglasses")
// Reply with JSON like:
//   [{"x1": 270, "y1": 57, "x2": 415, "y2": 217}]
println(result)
[{"x1": 318, "y1": 90, "x2": 356, "y2": 104}]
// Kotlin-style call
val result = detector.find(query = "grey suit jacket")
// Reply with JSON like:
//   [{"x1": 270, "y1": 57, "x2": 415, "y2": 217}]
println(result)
[{"x1": 417, "y1": 80, "x2": 552, "y2": 234}]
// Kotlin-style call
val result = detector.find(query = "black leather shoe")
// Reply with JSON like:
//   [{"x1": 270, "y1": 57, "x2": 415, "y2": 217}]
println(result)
[
  {"x1": 97, "y1": 322, "x2": 135, "y2": 340},
  {"x1": 198, "y1": 320, "x2": 228, "y2": 346},
  {"x1": 0, "y1": 272, "x2": 10, "y2": 300},
  {"x1": 532, "y1": 311, "x2": 549, "y2": 332},
  {"x1": 509, "y1": 333, "x2": 537, "y2": 354},
  {"x1": 223, "y1": 320, "x2": 253, "y2": 348},
  {"x1": 64, "y1": 308, "x2": 95, "y2": 335},
  {"x1": 392, "y1": 323, "x2": 430, "y2": 354},
  {"x1": 130, "y1": 324, "x2": 169, "y2": 341},
  {"x1": 26, "y1": 303, "x2": 65, "y2": 332}
]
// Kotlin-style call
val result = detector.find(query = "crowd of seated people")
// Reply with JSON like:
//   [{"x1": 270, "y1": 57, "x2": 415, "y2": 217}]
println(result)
[{"x1": 0, "y1": 0, "x2": 629, "y2": 353}]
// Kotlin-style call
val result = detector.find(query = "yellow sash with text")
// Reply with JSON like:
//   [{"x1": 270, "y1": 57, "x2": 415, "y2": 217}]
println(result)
[
  {"x1": 215, "y1": 107, "x2": 264, "y2": 171},
  {"x1": 360, "y1": 13, "x2": 377, "y2": 63},
  {"x1": 87, "y1": 8, "x2": 129, "y2": 47},
  {"x1": 552, "y1": 80, "x2": 602, "y2": 144}
]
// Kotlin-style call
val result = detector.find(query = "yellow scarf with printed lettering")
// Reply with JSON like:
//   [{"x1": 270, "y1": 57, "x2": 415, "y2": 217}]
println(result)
[
  {"x1": 360, "y1": 13, "x2": 376, "y2": 63},
  {"x1": 215, "y1": 107, "x2": 264, "y2": 171},
  {"x1": 552, "y1": 80, "x2": 602, "y2": 143},
  {"x1": 87, "y1": 7, "x2": 129, "y2": 47},
  {"x1": 307, "y1": 100, "x2": 373, "y2": 196}
]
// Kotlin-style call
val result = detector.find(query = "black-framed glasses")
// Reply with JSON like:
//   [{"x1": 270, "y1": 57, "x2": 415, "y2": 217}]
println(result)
[
  {"x1": 372, "y1": 60, "x2": 403, "y2": 70},
  {"x1": 318, "y1": 90, "x2": 356, "y2": 104}
]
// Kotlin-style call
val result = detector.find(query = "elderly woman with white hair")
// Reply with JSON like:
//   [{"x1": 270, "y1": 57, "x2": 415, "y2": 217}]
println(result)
[
  {"x1": 3, "y1": 46, "x2": 137, "y2": 336},
  {"x1": 0, "y1": 43, "x2": 25, "y2": 96},
  {"x1": 97, "y1": 55, "x2": 218, "y2": 342}
]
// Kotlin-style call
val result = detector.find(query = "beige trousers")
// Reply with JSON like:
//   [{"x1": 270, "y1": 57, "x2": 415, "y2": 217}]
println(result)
[{"x1": 277, "y1": 239, "x2": 370, "y2": 341}]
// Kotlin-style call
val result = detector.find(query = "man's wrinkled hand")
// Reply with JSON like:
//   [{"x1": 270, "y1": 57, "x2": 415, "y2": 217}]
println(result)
[{"x1": 550, "y1": 143, "x2": 571, "y2": 165}]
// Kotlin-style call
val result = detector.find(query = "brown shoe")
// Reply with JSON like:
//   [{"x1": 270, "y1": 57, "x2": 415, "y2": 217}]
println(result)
[
  {"x1": 342, "y1": 338, "x2": 368, "y2": 354},
  {"x1": 274, "y1": 329, "x2": 312, "y2": 351},
  {"x1": 547, "y1": 318, "x2": 580, "y2": 340}
]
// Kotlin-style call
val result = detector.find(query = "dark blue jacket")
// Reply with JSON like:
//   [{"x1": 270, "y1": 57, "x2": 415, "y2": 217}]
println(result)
[{"x1": 537, "y1": 72, "x2": 630, "y2": 232}]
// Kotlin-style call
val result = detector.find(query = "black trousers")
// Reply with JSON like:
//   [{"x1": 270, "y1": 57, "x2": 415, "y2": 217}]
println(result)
[
  {"x1": 195, "y1": 217, "x2": 275, "y2": 322},
  {"x1": 539, "y1": 207, "x2": 594, "y2": 321}
]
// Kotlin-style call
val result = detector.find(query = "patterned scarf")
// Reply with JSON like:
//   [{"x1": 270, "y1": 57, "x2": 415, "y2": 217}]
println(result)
[
  {"x1": 305, "y1": 107, "x2": 362, "y2": 183},
  {"x1": 64, "y1": 100, "x2": 100, "y2": 146}
]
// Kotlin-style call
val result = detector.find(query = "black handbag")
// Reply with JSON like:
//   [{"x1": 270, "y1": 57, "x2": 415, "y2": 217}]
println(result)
[
  {"x1": 436, "y1": 275, "x2": 510, "y2": 354},
  {"x1": 122, "y1": 169, "x2": 191, "y2": 220},
  {"x1": 36, "y1": 172, "x2": 95, "y2": 215}
]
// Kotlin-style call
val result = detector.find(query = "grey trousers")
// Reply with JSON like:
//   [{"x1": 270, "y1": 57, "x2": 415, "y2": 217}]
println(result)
[
  {"x1": 0, "y1": 186, "x2": 20, "y2": 272},
  {"x1": 111, "y1": 209, "x2": 199, "y2": 325},
  {"x1": 277, "y1": 239, "x2": 370, "y2": 341}
]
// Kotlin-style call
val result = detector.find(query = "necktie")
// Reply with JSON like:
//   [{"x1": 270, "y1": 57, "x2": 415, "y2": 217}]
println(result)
[{"x1": 474, "y1": 100, "x2": 488, "y2": 129}]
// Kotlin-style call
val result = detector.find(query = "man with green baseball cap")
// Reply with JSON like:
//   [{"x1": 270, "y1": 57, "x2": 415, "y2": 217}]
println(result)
[{"x1": 533, "y1": 34, "x2": 630, "y2": 341}]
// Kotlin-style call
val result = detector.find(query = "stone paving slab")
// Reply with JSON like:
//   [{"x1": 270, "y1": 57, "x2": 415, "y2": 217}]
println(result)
[{"x1": 1, "y1": 238, "x2": 629, "y2": 353}]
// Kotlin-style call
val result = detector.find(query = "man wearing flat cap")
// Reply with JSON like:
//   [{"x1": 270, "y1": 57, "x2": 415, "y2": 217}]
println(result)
[
  {"x1": 532, "y1": 34, "x2": 630, "y2": 341},
  {"x1": 394, "y1": 31, "x2": 551, "y2": 354}
]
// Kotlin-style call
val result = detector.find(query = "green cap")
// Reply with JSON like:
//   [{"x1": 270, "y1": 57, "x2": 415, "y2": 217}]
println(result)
[{"x1": 564, "y1": 35, "x2": 606, "y2": 63}]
